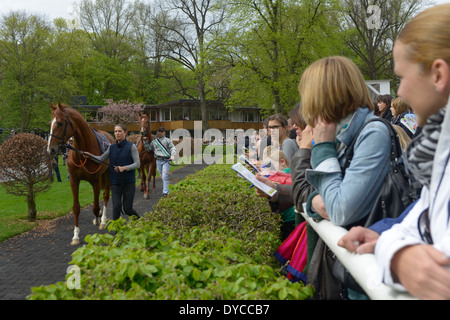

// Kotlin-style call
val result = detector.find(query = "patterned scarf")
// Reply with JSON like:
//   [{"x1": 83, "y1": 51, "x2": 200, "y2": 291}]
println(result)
[{"x1": 405, "y1": 107, "x2": 446, "y2": 187}]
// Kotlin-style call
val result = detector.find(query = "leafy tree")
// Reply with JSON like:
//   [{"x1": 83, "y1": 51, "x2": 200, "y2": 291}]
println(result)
[
  {"x1": 341, "y1": 0, "x2": 427, "y2": 83},
  {"x1": 215, "y1": 0, "x2": 346, "y2": 115},
  {"x1": 45, "y1": 18, "x2": 92, "y2": 103},
  {"x1": 0, "y1": 133, "x2": 53, "y2": 222},
  {"x1": 150, "y1": 0, "x2": 227, "y2": 129},
  {"x1": 0, "y1": 11, "x2": 53, "y2": 131},
  {"x1": 82, "y1": 51, "x2": 134, "y2": 103},
  {"x1": 76, "y1": 0, "x2": 139, "y2": 62}
]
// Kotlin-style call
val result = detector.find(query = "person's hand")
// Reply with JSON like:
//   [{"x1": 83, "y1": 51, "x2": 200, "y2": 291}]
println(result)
[
  {"x1": 311, "y1": 194, "x2": 329, "y2": 220},
  {"x1": 254, "y1": 173, "x2": 276, "y2": 198},
  {"x1": 114, "y1": 166, "x2": 127, "y2": 173},
  {"x1": 299, "y1": 125, "x2": 314, "y2": 149},
  {"x1": 338, "y1": 226, "x2": 380, "y2": 254},
  {"x1": 83, "y1": 151, "x2": 93, "y2": 157},
  {"x1": 312, "y1": 118, "x2": 336, "y2": 144},
  {"x1": 169, "y1": 156, "x2": 174, "y2": 161},
  {"x1": 391, "y1": 244, "x2": 450, "y2": 299}
]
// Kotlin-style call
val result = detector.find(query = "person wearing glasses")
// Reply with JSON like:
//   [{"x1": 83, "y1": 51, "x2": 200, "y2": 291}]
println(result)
[
  {"x1": 264, "y1": 113, "x2": 298, "y2": 162},
  {"x1": 339, "y1": 3, "x2": 450, "y2": 299}
]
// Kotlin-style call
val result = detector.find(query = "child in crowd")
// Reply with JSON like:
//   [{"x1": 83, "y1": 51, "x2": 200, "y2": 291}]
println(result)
[{"x1": 260, "y1": 146, "x2": 296, "y2": 240}]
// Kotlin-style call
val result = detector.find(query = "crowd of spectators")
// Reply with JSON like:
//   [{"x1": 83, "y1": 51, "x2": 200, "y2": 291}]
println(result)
[{"x1": 248, "y1": 3, "x2": 450, "y2": 300}]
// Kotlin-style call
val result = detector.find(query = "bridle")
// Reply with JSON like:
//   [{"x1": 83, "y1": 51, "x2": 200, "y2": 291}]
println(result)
[
  {"x1": 49, "y1": 108, "x2": 75, "y2": 147},
  {"x1": 49, "y1": 109, "x2": 112, "y2": 174},
  {"x1": 140, "y1": 117, "x2": 150, "y2": 137}
]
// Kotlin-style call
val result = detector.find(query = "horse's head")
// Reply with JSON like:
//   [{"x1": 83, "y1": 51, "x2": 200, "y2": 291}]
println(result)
[
  {"x1": 47, "y1": 102, "x2": 74, "y2": 155},
  {"x1": 138, "y1": 112, "x2": 151, "y2": 137}
]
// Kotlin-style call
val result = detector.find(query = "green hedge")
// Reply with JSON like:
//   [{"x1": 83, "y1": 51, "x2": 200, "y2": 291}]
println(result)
[{"x1": 29, "y1": 164, "x2": 313, "y2": 300}]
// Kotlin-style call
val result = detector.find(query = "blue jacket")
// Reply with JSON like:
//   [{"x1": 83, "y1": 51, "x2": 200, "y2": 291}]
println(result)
[
  {"x1": 306, "y1": 107, "x2": 391, "y2": 226},
  {"x1": 109, "y1": 139, "x2": 136, "y2": 185}
]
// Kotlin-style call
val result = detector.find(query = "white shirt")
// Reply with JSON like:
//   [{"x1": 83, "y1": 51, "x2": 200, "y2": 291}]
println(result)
[{"x1": 375, "y1": 97, "x2": 450, "y2": 291}]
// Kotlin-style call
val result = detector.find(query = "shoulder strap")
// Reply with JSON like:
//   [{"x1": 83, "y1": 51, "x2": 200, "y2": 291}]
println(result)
[{"x1": 343, "y1": 118, "x2": 402, "y2": 174}]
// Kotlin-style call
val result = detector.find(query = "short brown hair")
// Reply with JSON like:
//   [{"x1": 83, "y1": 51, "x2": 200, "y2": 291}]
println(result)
[
  {"x1": 266, "y1": 113, "x2": 288, "y2": 128},
  {"x1": 298, "y1": 56, "x2": 373, "y2": 126},
  {"x1": 289, "y1": 103, "x2": 307, "y2": 130}
]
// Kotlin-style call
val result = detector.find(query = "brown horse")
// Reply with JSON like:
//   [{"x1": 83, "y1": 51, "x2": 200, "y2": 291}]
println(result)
[
  {"x1": 136, "y1": 112, "x2": 156, "y2": 199},
  {"x1": 47, "y1": 102, "x2": 114, "y2": 245}
]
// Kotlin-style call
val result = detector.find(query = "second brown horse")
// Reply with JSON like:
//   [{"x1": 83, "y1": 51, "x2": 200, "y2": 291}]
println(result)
[{"x1": 137, "y1": 112, "x2": 156, "y2": 199}]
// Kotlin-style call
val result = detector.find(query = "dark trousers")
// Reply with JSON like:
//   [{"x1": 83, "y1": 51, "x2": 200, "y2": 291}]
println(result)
[{"x1": 111, "y1": 183, "x2": 140, "y2": 220}]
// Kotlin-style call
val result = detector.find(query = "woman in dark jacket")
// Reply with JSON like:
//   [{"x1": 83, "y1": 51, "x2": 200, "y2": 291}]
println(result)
[
  {"x1": 86, "y1": 124, "x2": 141, "y2": 220},
  {"x1": 376, "y1": 94, "x2": 394, "y2": 122}
]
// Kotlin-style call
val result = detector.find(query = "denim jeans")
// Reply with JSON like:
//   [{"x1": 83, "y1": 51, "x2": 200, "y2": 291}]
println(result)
[{"x1": 157, "y1": 159, "x2": 170, "y2": 194}]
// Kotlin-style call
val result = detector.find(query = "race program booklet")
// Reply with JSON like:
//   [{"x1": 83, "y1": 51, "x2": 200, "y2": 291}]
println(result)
[{"x1": 231, "y1": 163, "x2": 277, "y2": 197}]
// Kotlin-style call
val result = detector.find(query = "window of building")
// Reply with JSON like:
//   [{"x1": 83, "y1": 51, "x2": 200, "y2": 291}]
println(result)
[
  {"x1": 243, "y1": 110, "x2": 257, "y2": 122},
  {"x1": 149, "y1": 109, "x2": 158, "y2": 122},
  {"x1": 163, "y1": 108, "x2": 171, "y2": 121},
  {"x1": 171, "y1": 107, "x2": 183, "y2": 121}
]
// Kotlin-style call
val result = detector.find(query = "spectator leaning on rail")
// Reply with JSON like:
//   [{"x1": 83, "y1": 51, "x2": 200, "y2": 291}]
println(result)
[
  {"x1": 370, "y1": 3, "x2": 450, "y2": 300},
  {"x1": 143, "y1": 127, "x2": 176, "y2": 196},
  {"x1": 299, "y1": 56, "x2": 392, "y2": 228},
  {"x1": 255, "y1": 104, "x2": 319, "y2": 270},
  {"x1": 265, "y1": 113, "x2": 299, "y2": 162}
]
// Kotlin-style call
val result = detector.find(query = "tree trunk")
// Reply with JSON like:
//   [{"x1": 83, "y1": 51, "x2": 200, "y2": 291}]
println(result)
[
  {"x1": 27, "y1": 188, "x2": 37, "y2": 222},
  {"x1": 198, "y1": 78, "x2": 210, "y2": 131}
]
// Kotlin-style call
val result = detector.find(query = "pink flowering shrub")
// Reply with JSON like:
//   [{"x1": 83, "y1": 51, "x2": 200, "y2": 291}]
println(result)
[{"x1": 99, "y1": 99, "x2": 144, "y2": 125}]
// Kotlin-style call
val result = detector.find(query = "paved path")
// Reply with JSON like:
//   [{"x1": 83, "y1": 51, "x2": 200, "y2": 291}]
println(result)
[{"x1": 0, "y1": 163, "x2": 208, "y2": 300}]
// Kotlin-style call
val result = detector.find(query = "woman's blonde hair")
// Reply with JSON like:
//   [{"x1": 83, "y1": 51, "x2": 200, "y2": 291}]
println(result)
[
  {"x1": 391, "y1": 97, "x2": 411, "y2": 116},
  {"x1": 393, "y1": 124, "x2": 412, "y2": 151},
  {"x1": 397, "y1": 3, "x2": 450, "y2": 73},
  {"x1": 298, "y1": 56, "x2": 373, "y2": 126}
]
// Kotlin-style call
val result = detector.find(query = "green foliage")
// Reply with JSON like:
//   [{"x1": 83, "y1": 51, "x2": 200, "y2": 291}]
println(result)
[{"x1": 28, "y1": 164, "x2": 314, "y2": 300}]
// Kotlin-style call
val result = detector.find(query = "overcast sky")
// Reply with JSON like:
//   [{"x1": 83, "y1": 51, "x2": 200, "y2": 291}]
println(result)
[{"x1": 0, "y1": 0, "x2": 449, "y2": 22}]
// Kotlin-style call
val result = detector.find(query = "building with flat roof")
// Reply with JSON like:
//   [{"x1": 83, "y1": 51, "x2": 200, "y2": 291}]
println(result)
[{"x1": 75, "y1": 99, "x2": 264, "y2": 137}]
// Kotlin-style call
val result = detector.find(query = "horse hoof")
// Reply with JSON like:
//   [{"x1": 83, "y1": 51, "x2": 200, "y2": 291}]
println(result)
[
  {"x1": 99, "y1": 223, "x2": 106, "y2": 230},
  {"x1": 144, "y1": 195, "x2": 149, "y2": 199},
  {"x1": 93, "y1": 218, "x2": 100, "y2": 226},
  {"x1": 70, "y1": 239, "x2": 80, "y2": 246}
]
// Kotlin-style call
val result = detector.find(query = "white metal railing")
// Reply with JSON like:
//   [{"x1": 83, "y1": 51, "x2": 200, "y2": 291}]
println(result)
[{"x1": 298, "y1": 207, "x2": 416, "y2": 300}]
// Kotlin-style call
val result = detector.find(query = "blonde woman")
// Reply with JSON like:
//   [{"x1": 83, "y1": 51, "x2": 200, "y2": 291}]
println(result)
[
  {"x1": 373, "y1": 3, "x2": 450, "y2": 299},
  {"x1": 391, "y1": 97, "x2": 417, "y2": 138},
  {"x1": 299, "y1": 56, "x2": 392, "y2": 227}
]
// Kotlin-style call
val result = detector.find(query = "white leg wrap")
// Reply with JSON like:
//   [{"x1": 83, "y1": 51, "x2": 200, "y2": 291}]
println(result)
[
  {"x1": 71, "y1": 226, "x2": 81, "y2": 245},
  {"x1": 99, "y1": 205, "x2": 107, "y2": 230}
]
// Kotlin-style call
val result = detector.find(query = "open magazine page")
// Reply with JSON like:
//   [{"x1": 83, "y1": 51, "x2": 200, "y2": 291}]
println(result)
[{"x1": 231, "y1": 163, "x2": 277, "y2": 197}]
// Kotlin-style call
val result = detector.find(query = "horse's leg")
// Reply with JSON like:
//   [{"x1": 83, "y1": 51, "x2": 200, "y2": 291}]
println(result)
[
  {"x1": 140, "y1": 164, "x2": 146, "y2": 192},
  {"x1": 144, "y1": 162, "x2": 150, "y2": 199},
  {"x1": 70, "y1": 177, "x2": 81, "y2": 246},
  {"x1": 151, "y1": 161, "x2": 156, "y2": 193},
  {"x1": 91, "y1": 180, "x2": 101, "y2": 227},
  {"x1": 99, "y1": 178, "x2": 110, "y2": 230}
]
